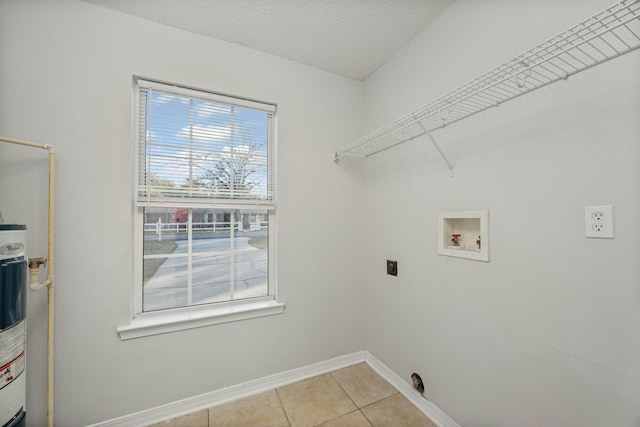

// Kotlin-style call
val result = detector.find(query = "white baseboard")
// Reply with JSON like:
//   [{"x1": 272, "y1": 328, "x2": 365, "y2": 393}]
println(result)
[
  {"x1": 87, "y1": 351, "x2": 366, "y2": 427},
  {"x1": 88, "y1": 350, "x2": 459, "y2": 427},
  {"x1": 364, "y1": 352, "x2": 460, "y2": 427}
]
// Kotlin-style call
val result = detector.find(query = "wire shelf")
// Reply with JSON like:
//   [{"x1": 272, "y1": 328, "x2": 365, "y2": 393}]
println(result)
[{"x1": 333, "y1": 0, "x2": 640, "y2": 161}]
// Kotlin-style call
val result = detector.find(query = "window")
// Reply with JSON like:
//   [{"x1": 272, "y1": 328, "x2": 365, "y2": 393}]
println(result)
[
  {"x1": 121, "y1": 78, "x2": 282, "y2": 338},
  {"x1": 141, "y1": 207, "x2": 270, "y2": 311}
]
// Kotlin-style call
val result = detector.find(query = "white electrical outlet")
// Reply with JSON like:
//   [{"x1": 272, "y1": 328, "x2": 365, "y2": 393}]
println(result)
[{"x1": 585, "y1": 205, "x2": 614, "y2": 238}]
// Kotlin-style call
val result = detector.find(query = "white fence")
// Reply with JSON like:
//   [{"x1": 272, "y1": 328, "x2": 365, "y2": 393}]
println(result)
[{"x1": 144, "y1": 220, "x2": 267, "y2": 235}]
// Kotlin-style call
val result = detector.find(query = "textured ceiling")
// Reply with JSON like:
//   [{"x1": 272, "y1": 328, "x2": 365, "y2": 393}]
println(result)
[{"x1": 83, "y1": 0, "x2": 453, "y2": 81}]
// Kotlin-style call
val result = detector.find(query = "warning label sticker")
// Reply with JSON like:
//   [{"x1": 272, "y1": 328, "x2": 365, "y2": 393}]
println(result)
[
  {"x1": 0, "y1": 352, "x2": 25, "y2": 390},
  {"x1": 0, "y1": 321, "x2": 25, "y2": 367}
]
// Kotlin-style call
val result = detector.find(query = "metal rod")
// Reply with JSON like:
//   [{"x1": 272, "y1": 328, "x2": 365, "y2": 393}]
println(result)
[
  {"x1": 0, "y1": 135, "x2": 55, "y2": 152},
  {"x1": 415, "y1": 121, "x2": 454, "y2": 172},
  {"x1": 45, "y1": 151, "x2": 55, "y2": 427},
  {"x1": 363, "y1": 131, "x2": 425, "y2": 158},
  {"x1": 0, "y1": 135, "x2": 56, "y2": 427}
]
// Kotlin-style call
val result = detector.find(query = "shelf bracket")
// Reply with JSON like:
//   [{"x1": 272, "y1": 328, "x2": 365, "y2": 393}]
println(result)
[{"x1": 416, "y1": 119, "x2": 455, "y2": 177}]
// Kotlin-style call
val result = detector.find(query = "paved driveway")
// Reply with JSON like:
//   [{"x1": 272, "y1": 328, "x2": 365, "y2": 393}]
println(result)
[{"x1": 143, "y1": 236, "x2": 267, "y2": 311}]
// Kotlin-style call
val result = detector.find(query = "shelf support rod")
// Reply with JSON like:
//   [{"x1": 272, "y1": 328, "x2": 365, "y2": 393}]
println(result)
[
  {"x1": 415, "y1": 120, "x2": 455, "y2": 177},
  {"x1": 426, "y1": 131, "x2": 455, "y2": 177}
]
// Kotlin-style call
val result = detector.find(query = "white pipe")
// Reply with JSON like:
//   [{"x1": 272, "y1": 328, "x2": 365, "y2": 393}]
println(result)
[{"x1": 1, "y1": 135, "x2": 56, "y2": 427}]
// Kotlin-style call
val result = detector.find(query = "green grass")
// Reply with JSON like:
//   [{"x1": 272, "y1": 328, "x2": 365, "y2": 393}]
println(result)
[
  {"x1": 144, "y1": 239, "x2": 177, "y2": 255},
  {"x1": 248, "y1": 236, "x2": 268, "y2": 250},
  {"x1": 143, "y1": 240, "x2": 177, "y2": 285}
]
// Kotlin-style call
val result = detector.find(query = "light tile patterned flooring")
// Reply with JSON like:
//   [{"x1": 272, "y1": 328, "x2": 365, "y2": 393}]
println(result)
[{"x1": 150, "y1": 362, "x2": 436, "y2": 427}]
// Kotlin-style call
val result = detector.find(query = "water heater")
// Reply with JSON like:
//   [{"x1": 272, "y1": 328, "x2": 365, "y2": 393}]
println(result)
[{"x1": 0, "y1": 224, "x2": 27, "y2": 427}]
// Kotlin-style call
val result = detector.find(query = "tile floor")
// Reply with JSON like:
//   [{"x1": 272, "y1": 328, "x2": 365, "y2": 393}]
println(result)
[{"x1": 150, "y1": 362, "x2": 436, "y2": 427}]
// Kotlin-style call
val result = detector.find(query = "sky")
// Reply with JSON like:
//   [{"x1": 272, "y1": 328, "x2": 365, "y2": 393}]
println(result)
[{"x1": 141, "y1": 88, "x2": 272, "y2": 200}]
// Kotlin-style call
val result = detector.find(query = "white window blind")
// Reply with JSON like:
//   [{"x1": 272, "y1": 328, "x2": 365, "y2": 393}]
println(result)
[{"x1": 136, "y1": 79, "x2": 276, "y2": 207}]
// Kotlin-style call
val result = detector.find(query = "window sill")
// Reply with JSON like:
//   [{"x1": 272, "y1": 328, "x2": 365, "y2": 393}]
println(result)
[{"x1": 117, "y1": 298, "x2": 285, "y2": 340}]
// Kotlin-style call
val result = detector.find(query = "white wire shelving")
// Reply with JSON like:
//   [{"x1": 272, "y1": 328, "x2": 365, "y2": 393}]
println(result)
[{"x1": 333, "y1": 0, "x2": 640, "y2": 168}]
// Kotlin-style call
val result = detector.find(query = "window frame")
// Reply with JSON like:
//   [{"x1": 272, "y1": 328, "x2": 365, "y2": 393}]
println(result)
[{"x1": 118, "y1": 77, "x2": 283, "y2": 340}]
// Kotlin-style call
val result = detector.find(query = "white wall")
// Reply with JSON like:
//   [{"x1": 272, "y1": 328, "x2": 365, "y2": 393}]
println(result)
[
  {"x1": 362, "y1": 1, "x2": 640, "y2": 426},
  {"x1": 0, "y1": 1, "x2": 364, "y2": 426},
  {"x1": 2, "y1": 1, "x2": 639, "y2": 426}
]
